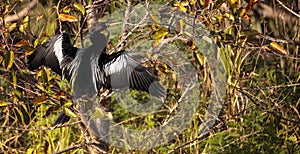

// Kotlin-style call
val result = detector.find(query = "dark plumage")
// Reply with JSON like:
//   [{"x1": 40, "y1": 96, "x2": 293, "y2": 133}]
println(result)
[{"x1": 28, "y1": 32, "x2": 166, "y2": 126}]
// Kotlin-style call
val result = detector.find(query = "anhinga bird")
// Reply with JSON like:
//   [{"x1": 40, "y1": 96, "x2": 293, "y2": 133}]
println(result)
[{"x1": 28, "y1": 31, "x2": 166, "y2": 125}]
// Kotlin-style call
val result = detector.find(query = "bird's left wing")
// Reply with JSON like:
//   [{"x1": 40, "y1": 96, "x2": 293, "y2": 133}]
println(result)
[{"x1": 95, "y1": 51, "x2": 166, "y2": 98}]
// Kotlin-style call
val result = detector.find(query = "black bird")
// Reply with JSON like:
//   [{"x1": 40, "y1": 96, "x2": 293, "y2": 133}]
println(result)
[{"x1": 28, "y1": 32, "x2": 166, "y2": 125}]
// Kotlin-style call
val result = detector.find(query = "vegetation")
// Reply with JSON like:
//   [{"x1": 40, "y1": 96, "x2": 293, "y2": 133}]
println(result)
[{"x1": 0, "y1": 0, "x2": 299, "y2": 153}]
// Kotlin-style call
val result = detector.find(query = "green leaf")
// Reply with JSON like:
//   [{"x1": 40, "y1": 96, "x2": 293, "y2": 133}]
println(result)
[
  {"x1": 14, "y1": 107, "x2": 25, "y2": 124},
  {"x1": 63, "y1": 99, "x2": 73, "y2": 107},
  {"x1": 74, "y1": 3, "x2": 85, "y2": 15},
  {"x1": 3, "y1": 50, "x2": 14, "y2": 71},
  {"x1": 94, "y1": 107, "x2": 105, "y2": 118},
  {"x1": 62, "y1": 6, "x2": 71, "y2": 14},
  {"x1": 152, "y1": 27, "x2": 169, "y2": 40},
  {"x1": 9, "y1": 71, "x2": 17, "y2": 89},
  {"x1": 64, "y1": 107, "x2": 77, "y2": 118}
]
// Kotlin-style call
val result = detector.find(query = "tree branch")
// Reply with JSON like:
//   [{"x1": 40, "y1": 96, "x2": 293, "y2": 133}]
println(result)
[
  {"x1": 3, "y1": 0, "x2": 38, "y2": 23},
  {"x1": 276, "y1": 0, "x2": 300, "y2": 18}
]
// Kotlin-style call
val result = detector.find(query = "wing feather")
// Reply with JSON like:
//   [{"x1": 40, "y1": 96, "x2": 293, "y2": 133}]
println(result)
[
  {"x1": 27, "y1": 33, "x2": 78, "y2": 81},
  {"x1": 98, "y1": 51, "x2": 166, "y2": 98}
]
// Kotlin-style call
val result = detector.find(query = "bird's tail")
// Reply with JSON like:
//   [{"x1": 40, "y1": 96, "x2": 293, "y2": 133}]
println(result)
[
  {"x1": 52, "y1": 111, "x2": 70, "y2": 126},
  {"x1": 52, "y1": 105, "x2": 76, "y2": 126}
]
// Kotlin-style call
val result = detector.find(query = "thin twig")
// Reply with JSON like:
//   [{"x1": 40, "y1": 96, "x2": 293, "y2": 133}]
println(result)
[
  {"x1": 0, "y1": 121, "x2": 81, "y2": 131},
  {"x1": 53, "y1": 142, "x2": 87, "y2": 154},
  {"x1": 259, "y1": 34, "x2": 300, "y2": 45},
  {"x1": 116, "y1": 0, "x2": 132, "y2": 51},
  {"x1": 276, "y1": 0, "x2": 300, "y2": 18},
  {"x1": 167, "y1": 123, "x2": 222, "y2": 154}
]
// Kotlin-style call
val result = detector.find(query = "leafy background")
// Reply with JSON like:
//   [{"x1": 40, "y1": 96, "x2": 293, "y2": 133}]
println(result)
[{"x1": 0, "y1": 0, "x2": 299, "y2": 153}]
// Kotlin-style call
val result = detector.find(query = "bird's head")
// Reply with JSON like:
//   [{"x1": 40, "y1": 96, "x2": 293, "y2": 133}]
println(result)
[{"x1": 90, "y1": 31, "x2": 107, "y2": 45}]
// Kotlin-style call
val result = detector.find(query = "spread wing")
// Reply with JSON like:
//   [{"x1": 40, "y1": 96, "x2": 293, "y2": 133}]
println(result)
[
  {"x1": 96, "y1": 50, "x2": 166, "y2": 98},
  {"x1": 27, "y1": 33, "x2": 78, "y2": 81}
]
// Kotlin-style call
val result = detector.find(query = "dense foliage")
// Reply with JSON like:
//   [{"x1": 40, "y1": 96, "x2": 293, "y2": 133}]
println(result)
[{"x1": 0, "y1": 0, "x2": 299, "y2": 153}]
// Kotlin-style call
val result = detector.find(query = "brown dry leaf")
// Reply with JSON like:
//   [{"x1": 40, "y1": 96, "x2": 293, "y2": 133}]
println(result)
[
  {"x1": 58, "y1": 14, "x2": 78, "y2": 22},
  {"x1": 187, "y1": 40, "x2": 196, "y2": 50},
  {"x1": 270, "y1": 42, "x2": 287, "y2": 55},
  {"x1": 33, "y1": 94, "x2": 47, "y2": 105},
  {"x1": 15, "y1": 39, "x2": 28, "y2": 47},
  {"x1": 36, "y1": 14, "x2": 43, "y2": 22},
  {"x1": 54, "y1": 91, "x2": 67, "y2": 99}
]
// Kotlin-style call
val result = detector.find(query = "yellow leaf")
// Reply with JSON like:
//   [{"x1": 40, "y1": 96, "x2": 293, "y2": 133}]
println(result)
[
  {"x1": 64, "y1": 107, "x2": 77, "y2": 118},
  {"x1": 33, "y1": 94, "x2": 47, "y2": 105},
  {"x1": 270, "y1": 42, "x2": 287, "y2": 55},
  {"x1": 3, "y1": 50, "x2": 14, "y2": 71},
  {"x1": 152, "y1": 27, "x2": 169, "y2": 40},
  {"x1": 36, "y1": 67, "x2": 51, "y2": 84},
  {"x1": 224, "y1": 12, "x2": 234, "y2": 21},
  {"x1": 58, "y1": 14, "x2": 78, "y2": 22},
  {"x1": 0, "y1": 102, "x2": 9, "y2": 107},
  {"x1": 62, "y1": 6, "x2": 71, "y2": 14},
  {"x1": 175, "y1": 1, "x2": 189, "y2": 13},
  {"x1": 2, "y1": 5, "x2": 9, "y2": 15},
  {"x1": 152, "y1": 38, "x2": 162, "y2": 48},
  {"x1": 25, "y1": 148, "x2": 35, "y2": 154},
  {"x1": 33, "y1": 38, "x2": 40, "y2": 48},
  {"x1": 176, "y1": 3, "x2": 186, "y2": 12},
  {"x1": 189, "y1": 0, "x2": 195, "y2": 5},
  {"x1": 228, "y1": 0, "x2": 238, "y2": 5},
  {"x1": 195, "y1": 52, "x2": 205, "y2": 66},
  {"x1": 239, "y1": 8, "x2": 246, "y2": 17},
  {"x1": 74, "y1": 3, "x2": 85, "y2": 15},
  {"x1": 9, "y1": 23, "x2": 17, "y2": 32},
  {"x1": 19, "y1": 16, "x2": 29, "y2": 32}
]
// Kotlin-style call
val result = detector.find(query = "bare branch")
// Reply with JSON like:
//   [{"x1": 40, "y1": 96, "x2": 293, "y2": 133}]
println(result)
[
  {"x1": 252, "y1": 2, "x2": 299, "y2": 25},
  {"x1": 3, "y1": 0, "x2": 38, "y2": 23},
  {"x1": 276, "y1": 0, "x2": 300, "y2": 18}
]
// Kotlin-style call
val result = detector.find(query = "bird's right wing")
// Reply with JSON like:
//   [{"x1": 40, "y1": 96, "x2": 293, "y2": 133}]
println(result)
[{"x1": 28, "y1": 34, "x2": 62, "y2": 75}]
